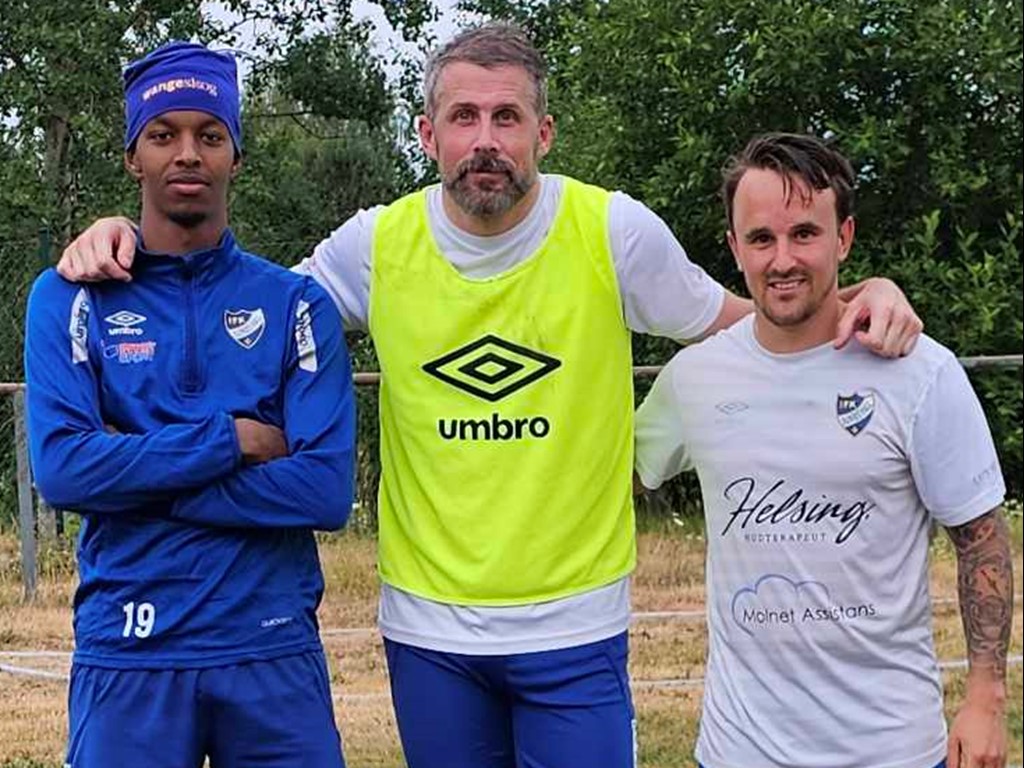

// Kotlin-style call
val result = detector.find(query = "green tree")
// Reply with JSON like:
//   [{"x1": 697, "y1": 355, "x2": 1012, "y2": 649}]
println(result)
[
  {"x1": 464, "y1": 0, "x2": 1023, "y2": 496},
  {"x1": 0, "y1": 0, "x2": 407, "y2": 380},
  {"x1": 0, "y1": 0, "x2": 368, "y2": 244},
  {"x1": 232, "y1": 22, "x2": 409, "y2": 263},
  {"x1": 0, "y1": 0, "x2": 413, "y2": 523},
  {"x1": 228, "y1": 28, "x2": 412, "y2": 524}
]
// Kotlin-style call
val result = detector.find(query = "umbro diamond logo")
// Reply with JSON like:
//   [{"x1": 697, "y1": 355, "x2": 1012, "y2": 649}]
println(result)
[
  {"x1": 105, "y1": 310, "x2": 146, "y2": 327},
  {"x1": 422, "y1": 335, "x2": 561, "y2": 402},
  {"x1": 105, "y1": 310, "x2": 147, "y2": 336}
]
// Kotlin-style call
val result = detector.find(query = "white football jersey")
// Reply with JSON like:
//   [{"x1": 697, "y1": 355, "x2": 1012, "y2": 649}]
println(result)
[{"x1": 636, "y1": 316, "x2": 1005, "y2": 768}]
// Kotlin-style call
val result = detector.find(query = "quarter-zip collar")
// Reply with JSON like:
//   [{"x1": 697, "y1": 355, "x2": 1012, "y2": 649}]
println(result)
[
  {"x1": 133, "y1": 228, "x2": 239, "y2": 283},
  {"x1": 132, "y1": 229, "x2": 239, "y2": 396}
]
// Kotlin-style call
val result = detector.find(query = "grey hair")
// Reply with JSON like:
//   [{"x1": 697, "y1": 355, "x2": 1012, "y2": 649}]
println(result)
[{"x1": 422, "y1": 22, "x2": 548, "y2": 118}]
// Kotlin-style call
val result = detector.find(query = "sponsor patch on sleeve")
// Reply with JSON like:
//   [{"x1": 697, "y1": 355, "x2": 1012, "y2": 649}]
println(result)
[
  {"x1": 295, "y1": 300, "x2": 318, "y2": 372},
  {"x1": 69, "y1": 288, "x2": 90, "y2": 364}
]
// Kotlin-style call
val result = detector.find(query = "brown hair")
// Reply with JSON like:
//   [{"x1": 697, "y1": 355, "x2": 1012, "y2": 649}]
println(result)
[{"x1": 722, "y1": 133, "x2": 856, "y2": 231}]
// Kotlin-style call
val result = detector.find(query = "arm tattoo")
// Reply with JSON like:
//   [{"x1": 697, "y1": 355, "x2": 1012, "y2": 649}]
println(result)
[{"x1": 946, "y1": 508, "x2": 1014, "y2": 679}]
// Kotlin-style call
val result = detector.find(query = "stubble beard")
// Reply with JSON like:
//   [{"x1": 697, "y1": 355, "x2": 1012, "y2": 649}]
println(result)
[
  {"x1": 756, "y1": 296, "x2": 819, "y2": 328},
  {"x1": 755, "y1": 270, "x2": 819, "y2": 329},
  {"x1": 754, "y1": 261, "x2": 844, "y2": 331}
]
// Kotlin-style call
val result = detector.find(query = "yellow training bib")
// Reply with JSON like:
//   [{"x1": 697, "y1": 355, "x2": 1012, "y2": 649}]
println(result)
[{"x1": 369, "y1": 177, "x2": 636, "y2": 605}]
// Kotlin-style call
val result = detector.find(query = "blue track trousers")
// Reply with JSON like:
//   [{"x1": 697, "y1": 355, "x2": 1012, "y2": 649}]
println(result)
[{"x1": 385, "y1": 632, "x2": 635, "y2": 768}]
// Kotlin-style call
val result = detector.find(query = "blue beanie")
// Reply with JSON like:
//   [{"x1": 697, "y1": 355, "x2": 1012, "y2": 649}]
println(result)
[{"x1": 124, "y1": 41, "x2": 242, "y2": 152}]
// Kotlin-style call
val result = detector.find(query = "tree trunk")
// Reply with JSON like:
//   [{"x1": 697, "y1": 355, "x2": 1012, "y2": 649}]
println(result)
[{"x1": 43, "y1": 110, "x2": 73, "y2": 245}]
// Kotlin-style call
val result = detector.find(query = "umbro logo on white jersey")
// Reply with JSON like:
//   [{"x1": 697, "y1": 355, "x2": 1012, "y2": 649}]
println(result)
[{"x1": 715, "y1": 401, "x2": 749, "y2": 415}]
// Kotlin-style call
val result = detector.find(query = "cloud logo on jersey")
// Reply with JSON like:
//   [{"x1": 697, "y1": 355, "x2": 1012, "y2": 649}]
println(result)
[
  {"x1": 423, "y1": 335, "x2": 561, "y2": 402},
  {"x1": 224, "y1": 308, "x2": 266, "y2": 349},
  {"x1": 730, "y1": 573, "x2": 831, "y2": 636},
  {"x1": 730, "y1": 573, "x2": 877, "y2": 635},
  {"x1": 104, "y1": 310, "x2": 147, "y2": 336},
  {"x1": 836, "y1": 391, "x2": 875, "y2": 436}
]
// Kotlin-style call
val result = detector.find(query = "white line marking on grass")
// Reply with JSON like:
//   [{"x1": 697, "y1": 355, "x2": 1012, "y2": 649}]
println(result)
[
  {"x1": 632, "y1": 609, "x2": 706, "y2": 621},
  {"x1": 939, "y1": 654, "x2": 1023, "y2": 671},
  {"x1": 632, "y1": 655, "x2": 1024, "y2": 690},
  {"x1": 634, "y1": 677, "x2": 705, "y2": 689},
  {"x1": 321, "y1": 627, "x2": 377, "y2": 637},
  {"x1": 335, "y1": 691, "x2": 391, "y2": 703},
  {"x1": 0, "y1": 650, "x2": 72, "y2": 658},
  {"x1": 315, "y1": 593, "x2": 1019, "y2": 638},
  {"x1": 7, "y1": 655, "x2": 1020, "y2": 696},
  {"x1": 0, "y1": 662, "x2": 69, "y2": 681}
]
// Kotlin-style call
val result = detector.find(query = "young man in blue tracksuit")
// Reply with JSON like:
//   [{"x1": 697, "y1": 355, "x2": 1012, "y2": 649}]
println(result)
[{"x1": 24, "y1": 42, "x2": 356, "y2": 767}]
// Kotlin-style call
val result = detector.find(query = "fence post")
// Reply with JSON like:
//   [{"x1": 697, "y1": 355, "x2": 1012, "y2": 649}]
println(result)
[
  {"x1": 37, "y1": 496, "x2": 57, "y2": 545},
  {"x1": 13, "y1": 389, "x2": 37, "y2": 601}
]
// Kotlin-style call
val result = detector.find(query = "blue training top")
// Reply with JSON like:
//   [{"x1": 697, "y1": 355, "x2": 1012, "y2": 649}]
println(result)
[{"x1": 24, "y1": 230, "x2": 356, "y2": 669}]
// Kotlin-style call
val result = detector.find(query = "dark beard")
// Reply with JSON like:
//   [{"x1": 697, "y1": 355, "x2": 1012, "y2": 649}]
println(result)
[{"x1": 444, "y1": 151, "x2": 534, "y2": 218}]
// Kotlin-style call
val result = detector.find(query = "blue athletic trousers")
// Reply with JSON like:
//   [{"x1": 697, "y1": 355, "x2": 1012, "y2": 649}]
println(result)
[
  {"x1": 66, "y1": 650, "x2": 344, "y2": 767},
  {"x1": 384, "y1": 631, "x2": 636, "y2": 768}
]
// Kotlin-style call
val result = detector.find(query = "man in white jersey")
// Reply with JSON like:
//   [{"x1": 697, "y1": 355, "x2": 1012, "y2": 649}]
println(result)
[
  {"x1": 58, "y1": 27, "x2": 923, "y2": 768},
  {"x1": 635, "y1": 133, "x2": 1013, "y2": 768}
]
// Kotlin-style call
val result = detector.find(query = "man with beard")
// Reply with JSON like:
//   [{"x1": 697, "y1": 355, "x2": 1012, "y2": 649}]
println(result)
[
  {"x1": 27, "y1": 42, "x2": 355, "y2": 766},
  {"x1": 635, "y1": 133, "x2": 1011, "y2": 768},
  {"x1": 57, "y1": 24, "x2": 922, "y2": 768}
]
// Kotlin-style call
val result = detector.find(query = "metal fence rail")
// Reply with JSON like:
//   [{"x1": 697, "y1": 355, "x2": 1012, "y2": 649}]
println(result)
[{"x1": 3, "y1": 353, "x2": 1022, "y2": 600}]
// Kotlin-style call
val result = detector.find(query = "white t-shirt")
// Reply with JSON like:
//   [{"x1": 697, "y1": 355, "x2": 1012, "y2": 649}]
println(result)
[
  {"x1": 294, "y1": 174, "x2": 725, "y2": 654},
  {"x1": 298, "y1": 174, "x2": 724, "y2": 339},
  {"x1": 635, "y1": 316, "x2": 1006, "y2": 768}
]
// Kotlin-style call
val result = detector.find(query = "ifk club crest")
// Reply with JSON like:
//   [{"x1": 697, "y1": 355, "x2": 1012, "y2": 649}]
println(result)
[
  {"x1": 224, "y1": 308, "x2": 266, "y2": 349},
  {"x1": 836, "y1": 391, "x2": 876, "y2": 436}
]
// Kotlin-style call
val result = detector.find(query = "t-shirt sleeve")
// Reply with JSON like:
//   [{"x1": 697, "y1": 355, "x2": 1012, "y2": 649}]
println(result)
[
  {"x1": 292, "y1": 206, "x2": 382, "y2": 332},
  {"x1": 907, "y1": 356, "x2": 1006, "y2": 527},
  {"x1": 634, "y1": 357, "x2": 694, "y2": 489},
  {"x1": 609, "y1": 192, "x2": 725, "y2": 341}
]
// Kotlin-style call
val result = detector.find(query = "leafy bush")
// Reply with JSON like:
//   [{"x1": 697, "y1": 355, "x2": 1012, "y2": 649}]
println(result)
[{"x1": 468, "y1": 0, "x2": 1023, "y2": 505}]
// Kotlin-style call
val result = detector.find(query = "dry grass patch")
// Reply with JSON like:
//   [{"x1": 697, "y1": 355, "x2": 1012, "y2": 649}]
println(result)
[
  {"x1": 317, "y1": 532, "x2": 381, "y2": 629},
  {"x1": 1, "y1": 520, "x2": 1022, "y2": 768},
  {"x1": 636, "y1": 689, "x2": 703, "y2": 768}
]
